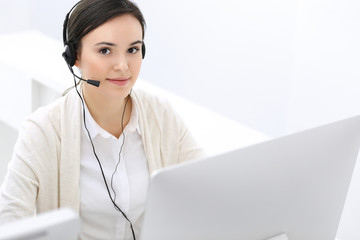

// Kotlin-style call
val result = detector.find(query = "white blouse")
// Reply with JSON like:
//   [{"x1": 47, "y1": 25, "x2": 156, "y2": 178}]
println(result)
[{"x1": 79, "y1": 94, "x2": 149, "y2": 240}]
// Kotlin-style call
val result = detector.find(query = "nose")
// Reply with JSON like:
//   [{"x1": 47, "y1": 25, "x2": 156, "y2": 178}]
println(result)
[{"x1": 113, "y1": 53, "x2": 129, "y2": 72}]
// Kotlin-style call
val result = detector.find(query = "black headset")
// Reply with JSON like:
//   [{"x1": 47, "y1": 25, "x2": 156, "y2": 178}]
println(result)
[{"x1": 62, "y1": 1, "x2": 146, "y2": 68}]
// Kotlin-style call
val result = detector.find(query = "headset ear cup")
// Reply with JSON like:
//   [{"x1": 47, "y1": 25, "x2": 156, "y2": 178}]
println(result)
[
  {"x1": 62, "y1": 43, "x2": 77, "y2": 66},
  {"x1": 142, "y1": 43, "x2": 146, "y2": 59}
]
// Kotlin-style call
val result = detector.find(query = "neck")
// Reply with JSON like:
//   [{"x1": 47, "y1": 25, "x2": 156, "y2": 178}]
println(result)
[{"x1": 82, "y1": 85, "x2": 132, "y2": 138}]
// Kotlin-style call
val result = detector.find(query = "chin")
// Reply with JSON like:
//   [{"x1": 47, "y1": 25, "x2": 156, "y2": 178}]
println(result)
[{"x1": 105, "y1": 86, "x2": 132, "y2": 99}]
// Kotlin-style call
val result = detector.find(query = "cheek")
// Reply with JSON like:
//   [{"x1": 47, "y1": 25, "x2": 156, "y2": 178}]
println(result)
[
  {"x1": 130, "y1": 60, "x2": 142, "y2": 77},
  {"x1": 80, "y1": 53, "x2": 107, "y2": 78}
]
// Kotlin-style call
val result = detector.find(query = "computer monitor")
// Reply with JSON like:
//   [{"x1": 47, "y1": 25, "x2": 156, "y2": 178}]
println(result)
[
  {"x1": 140, "y1": 115, "x2": 360, "y2": 240},
  {"x1": 0, "y1": 208, "x2": 79, "y2": 240}
]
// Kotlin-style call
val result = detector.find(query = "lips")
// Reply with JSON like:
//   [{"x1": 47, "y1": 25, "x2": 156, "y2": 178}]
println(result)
[{"x1": 106, "y1": 77, "x2": 130, "y2": 86}]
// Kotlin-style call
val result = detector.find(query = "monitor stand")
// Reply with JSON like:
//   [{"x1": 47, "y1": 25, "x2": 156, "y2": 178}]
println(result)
[{"x1": 265, "y1": 233, "x2": 289, "y2": 240}]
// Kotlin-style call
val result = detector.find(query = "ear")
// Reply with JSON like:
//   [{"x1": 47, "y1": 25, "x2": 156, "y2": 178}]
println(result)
[{"x1": 74, "y1": 52, "x2": 80, "y2": 68}]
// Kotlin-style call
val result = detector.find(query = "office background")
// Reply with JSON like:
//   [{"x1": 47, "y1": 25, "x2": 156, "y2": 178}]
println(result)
[
  {"x1": 0, "y1": 0, "x2": 360, "y2": 239},
  {"x1": 2, "y1": 0, "x2": 360, "y2": 136}
]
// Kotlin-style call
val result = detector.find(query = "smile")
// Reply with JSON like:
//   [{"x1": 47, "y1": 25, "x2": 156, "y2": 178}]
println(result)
[{"x1": 106, "y1": 77, "x2": 130, "y2": 86}]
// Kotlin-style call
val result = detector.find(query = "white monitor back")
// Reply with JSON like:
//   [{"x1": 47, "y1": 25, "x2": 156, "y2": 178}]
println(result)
[
  {"x1": 140, "y1": 115, "x2": 360, "y2": 240},
  {"x1": 0, "y1": 208, "x2": 79, "y2": 240}
]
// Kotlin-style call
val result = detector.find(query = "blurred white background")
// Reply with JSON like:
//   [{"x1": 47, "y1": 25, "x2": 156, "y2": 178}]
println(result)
[
  {"x1": 1, "y1": 0, "x2": 360, "y2": 239},
  {"x1": 1, "y1": 0, "x2": 360, "y2": 137}
]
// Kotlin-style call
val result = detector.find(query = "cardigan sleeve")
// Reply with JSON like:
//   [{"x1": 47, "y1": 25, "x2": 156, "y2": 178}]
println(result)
[
  {"x1": 133, "y1": 89, "x2": 205, "y2": 173},
  {"x1": 167, "y1": 102, "x2": 205, "y2": 164},
  {"x1": 0, "y1": 124, "x2": 39, "y2": 224},
  {"x1": 177, "y1": 114, "x2": 205, "y2": 163},
  {"x1": 0, "y1": 103, "x2": 62, "y2": 224}
]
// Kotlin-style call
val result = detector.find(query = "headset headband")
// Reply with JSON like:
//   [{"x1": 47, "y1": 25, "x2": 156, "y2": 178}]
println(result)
[{"x1": 63, "y1": 1, "x2": 81, "y2": 46}]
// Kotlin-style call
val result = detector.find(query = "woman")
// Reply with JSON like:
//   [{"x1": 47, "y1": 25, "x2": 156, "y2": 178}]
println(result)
[{"x1": 0, "y1": 0, "x2": 204, "y2": 239}]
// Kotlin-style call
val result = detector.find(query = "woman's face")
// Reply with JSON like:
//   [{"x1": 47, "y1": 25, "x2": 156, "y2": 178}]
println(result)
[{"x1": 75, "y1": 14, "x2": 143, "y2": 99}]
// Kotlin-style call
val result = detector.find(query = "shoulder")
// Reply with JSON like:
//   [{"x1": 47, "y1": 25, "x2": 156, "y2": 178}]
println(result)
[
  {"x1": 132, "y1": 88, "x2": 181, "y2": 124},
  {"x1": 132, "y1": 88, "x2": 173, "y2": 111},
  {"x1": 21, "y1": 89, "x2": 80, "y2": 141}
]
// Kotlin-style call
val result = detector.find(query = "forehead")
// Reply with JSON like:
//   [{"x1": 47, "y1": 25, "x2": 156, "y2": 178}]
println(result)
[{"x1": 82, "y1": 14, "x2": 143, "y2": 44}]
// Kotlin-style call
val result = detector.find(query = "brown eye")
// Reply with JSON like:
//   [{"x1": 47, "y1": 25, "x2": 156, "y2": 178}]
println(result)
[
  {"x1": 128, "y1": 47, "x2": 139, "y2": 54},
  {"x1": 99, "y1": 48, "x2": 111, "y2": 55}
]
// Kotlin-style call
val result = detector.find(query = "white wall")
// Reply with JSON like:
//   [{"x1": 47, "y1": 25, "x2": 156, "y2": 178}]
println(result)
[
  {"x1": 0, "y1": 0, "x2": 32, "y2": 34},
  {"x1": 134, "y1": 0, "x2": 360, "y2": 136},
  {"x1": 2, "y1": 0, "x2": 359, "y2": 136},
  {"x1": 136, "y1": 0, "x2": 297, "y2": 136},
  {"x1": 286, "y1": 0, "x2": 360, "y2": 132}
]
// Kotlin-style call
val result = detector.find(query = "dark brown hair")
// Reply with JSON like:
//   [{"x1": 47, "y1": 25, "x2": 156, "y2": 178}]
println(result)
[{"x1": 67, "y1": 0, "x2": 146, "y2": 52}]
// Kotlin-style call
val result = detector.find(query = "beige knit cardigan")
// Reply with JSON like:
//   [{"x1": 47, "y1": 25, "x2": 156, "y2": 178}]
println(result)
[{"x1": 0, "y1": 88, "x2": 204, "y2": 223}]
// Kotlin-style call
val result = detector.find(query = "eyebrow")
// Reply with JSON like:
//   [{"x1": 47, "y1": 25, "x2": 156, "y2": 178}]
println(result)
[
  {"x1": 130, "y1": 40, "x2": 143, "y2": 46},
  {"x1": 95, "y1": 40, "x2": 143, "y2": 47}
]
